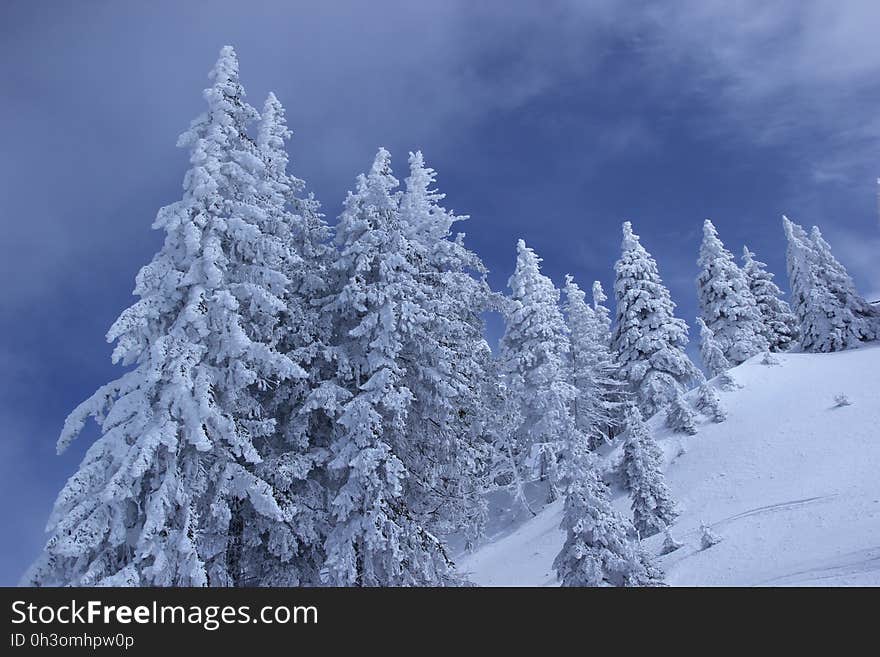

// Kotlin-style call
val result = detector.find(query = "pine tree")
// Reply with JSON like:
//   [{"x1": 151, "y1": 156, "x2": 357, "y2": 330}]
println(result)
[
  {"x1": 500, "y1": 240, "x2": 577, "y2": 502},
  {"x1": 784, "y1": 216, "x2": 878, "y2": 352},
  {"x1": 665, "y1": 391, "x2": 698, "y2": 435},
  {"x1": 622, "y1": 405, "x2": 678, "y2": 538},
  {"x1": 784, "y1": 216, "x2": 828, "y2": 351},
  {"x1": 696, "y1": 317, "x2": 734, "y2": 389},
  {"x1": 238, "y1": 92, "x2": 334, "y2": 586},
  {"x1": 483, "y1": 351, "x2": 535, "y2": 518},
  {"x1": 695, "y1": 381, "x2": 726, "y2": 423},
  {"x1": 26, "y1": 47, "x2": 301, "y2": 587},
  {"x1": 592, "y1": 280, "x2": 613, "y2": 341},
  {"x1": 563, "y1": 276, "x2": 625, "y2": 449},
  {"x1": 741, "y1": 246, "x2": 798, "y2": 352},
  {"x1": 592, "y1": 280, "x2": 627, "y2": 438},
  {"x1": 696, "y1": 220, "x2": 768, "y2": 364},
  {"x1": 562, "y1": 275, "x2": 598, "y2": 446},
  {"x1": 612, "y1": 221, "x2": 700, "y2": 417},
  {"x1": 809, "y1": 226, "x2": 878, "y2": 343},
  {"x1": 554, "y1": 423, "x2": 664, "y2": 587},
  {"x1": 320, "y1": 148, "x2": 456, "y2": 586},
  {"x1": 395, "y1": 150, "x2": 493, "y2": 546}
]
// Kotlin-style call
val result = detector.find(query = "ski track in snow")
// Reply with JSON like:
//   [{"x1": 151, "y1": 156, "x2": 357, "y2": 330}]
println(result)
[
  {"x1": 713, "y1": 495, "x2": 836, "y2": 526},
  {"x1": 755, "y1": 546, "x2": 880, "y2": 586}
]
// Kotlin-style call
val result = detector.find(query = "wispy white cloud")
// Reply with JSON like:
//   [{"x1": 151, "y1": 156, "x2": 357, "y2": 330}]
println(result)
[{"x1": 630, "y1": 1, "x2": 880, "y2": 185}]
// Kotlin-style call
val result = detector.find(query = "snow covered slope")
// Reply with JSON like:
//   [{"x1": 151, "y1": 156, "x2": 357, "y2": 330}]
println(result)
[{"x1": 460, "y1": 345, "x2": 880, "y2": 586}]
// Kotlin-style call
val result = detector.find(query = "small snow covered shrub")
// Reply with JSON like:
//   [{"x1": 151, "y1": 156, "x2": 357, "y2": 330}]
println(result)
[
  {"x1": 696, "y1": 382, "x2": 726, "y2": 423},
  {"x1": 665, "y1": 392, "x2": 698, "y2": 435},
  {"x1": 760, "y1": 351, "x2": 780, "y2": 366},
  {"x1": 715, "y1": 371, "x2": 737, "y2": 391},
  {"x1": 661, "y1": 528, "x2": 683, "y2": 555},
  {"x1": 833, "y1": 394, "x2": 852, "y2": 408},
  {"x1": 700, "y1": 523, "x2": 721, "y2": 550}
]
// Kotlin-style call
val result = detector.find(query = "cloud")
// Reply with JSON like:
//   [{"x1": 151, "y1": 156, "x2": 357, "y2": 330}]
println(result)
[{"x1": 632, "y1": 1, "x2": 880, "y2": 185}]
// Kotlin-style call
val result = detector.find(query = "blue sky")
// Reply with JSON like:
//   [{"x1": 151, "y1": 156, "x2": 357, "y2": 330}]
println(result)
[{"x1": 1, "y1": 0, "x2": 879, "y2": 584}]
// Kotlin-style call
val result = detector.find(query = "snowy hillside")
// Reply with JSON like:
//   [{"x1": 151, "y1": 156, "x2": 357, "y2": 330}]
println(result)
[{"x1": 460, "y1": 345, "x2": 880, "y2": 586}]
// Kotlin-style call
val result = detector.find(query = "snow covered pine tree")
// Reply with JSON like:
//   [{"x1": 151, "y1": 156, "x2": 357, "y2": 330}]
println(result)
[
  {"x1": 808, "y1": 225, "x2": 878, "y2": 345},
  {"x1": 695, "y1": 381, "x2": 727, "y2": 423},
  {"x1": 622, "y1": 404, "x2": 679, "y2": 538},
  {"x1": 784, "y1": 216, "x2": 879, "y2": 352},
  {"x1": 665, "y1": 391, "x2": 698, "y2": 435},
  {"x1": 612, "y1": 221, "x2": 700, "y2": 418},
  {"x1": 590, "y1": 281, "x2": 627, "y2": 438},
  {"x1": 554, "y1": 405, "x2": 664, "y2": 586},
  {"x1": 483, "y1": 350, "x2": 534, "y2": 517},
  {"x1": 696, "y1": 317, "x2": 735, "y2": 390},
  {"x1": 500, "y1": 240, "x2": 577, "y2": 502},
  {"x1": 696, "y1": 219, "x2": 768, "y2": 365},
  {"x1": 320, "y1": 149, "x2": 460, "y2": 586},
  {"x1": 395, "y1": 151, "x2": 494, "y2": 548},
  {"x1": 236, "y1": 91, "x2": 335, "y2": 586},
  {"x1": 563, "y1": 276, "x2": 625, "y2": 450},
  {"x1": 741, "y1": 246, "x2": 798, "y2": 352},
  {"x1": 26, "y1": 47, "x2": 304, "y2": 586}
]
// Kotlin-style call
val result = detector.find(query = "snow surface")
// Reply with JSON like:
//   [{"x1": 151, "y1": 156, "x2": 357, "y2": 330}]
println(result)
[{"x1": 460, "y1": 345, "x2": 880, "y2": 586}]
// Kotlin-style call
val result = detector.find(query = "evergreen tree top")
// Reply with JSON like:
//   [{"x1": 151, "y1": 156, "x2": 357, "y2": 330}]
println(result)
[
  {"x1": 336, "y1": 148, "x2": 400, "y2": 249},
  {"x1": 698, "y1": 218, "x2": 736, "y2": 269},
  {"x1": 210, "y1": 45, "x2": 239, "y2": 85},
  {"x1": 370, "y1": 146, "x2": 395, "y2": 181},
  {"x1": 698, "y1": 219, "x2": 728, "y2": 267},
  {"x1": 592, "y1": 280, "x2": 607, "y2": 309},
  {"x1": 258, "y1": 92, "x2": 292, "y2": 154},
  {"x1": 741, "y1": 245, "x2": 758, "y2": 266},
  {"x1": 403, "y1": 150, "x2": 443, "y2": 204},
  {"x1": 508, "y1": 240, "x2": 557, "y2": 304},
  {"x1": 204, "y1": 45, "x2": 259, "y2": 127},
  {"x1": 400, "y1": 150, "x2": 469, "y2": 245},
  {"x1": 782, "y1": 215, "x2": 810, "y2": 245},
  {"x1": 615, "y1": 221, "x2": 667, "y2": 290},
  {"x1": 742, "y1": 244, "x2": 786, "y2": 296},
  {"x1": 620, "y1": 220, "x2": 651, "y2": 256},
  {"x1": 516, "y1": 238, "x2": 539, "y2": 266},
  {"x1": 564, "y1": 274, "x2": 587, "y2": 306},
  {"x1": 614, "y1": 221, "x2": 682, "y2": 322},
  {"x1": 701, "y1": 217, "x2": 719, "y2": 243}
]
